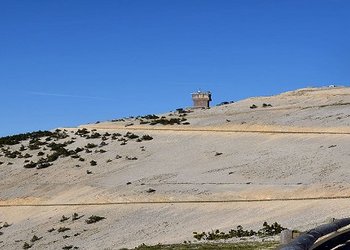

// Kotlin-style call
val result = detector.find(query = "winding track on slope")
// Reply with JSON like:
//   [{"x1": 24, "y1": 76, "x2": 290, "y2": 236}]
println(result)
[
  {"x1": 2, "y1": 196, "x2": 350, "y2": 207},
  {"x1": 73, "y1": 125, "x2": 350, "y2": 135}
]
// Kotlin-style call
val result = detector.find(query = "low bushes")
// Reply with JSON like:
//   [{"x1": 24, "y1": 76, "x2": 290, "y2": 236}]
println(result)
[
  {"x1": 85, "y1": 215, "x2": 105, "y2": 224},
  {"x1": 193, "y1": 222, "x2": 285, "y2": 241}
]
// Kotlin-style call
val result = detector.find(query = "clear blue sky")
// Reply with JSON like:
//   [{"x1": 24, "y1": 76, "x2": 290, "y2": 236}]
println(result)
[{"x1": 1, "y1": 0, "x2": 349, "y2": 136}]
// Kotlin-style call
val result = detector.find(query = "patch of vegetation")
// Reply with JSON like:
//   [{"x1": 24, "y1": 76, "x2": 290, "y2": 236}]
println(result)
[
  {"x1": 95, "y1": 149, "x2": 107, "y2": 153},
  {"x1": 193, "y1": 222, "x2": 285, "y2": 241},
  {"x1": 250, "y1": 104, "x2": 258, "y2": 109},
  {"x1": 85, "y1": 215, "x2": 105, "y2": 224},
  {"x1": 36, "y1": 162, "x2": 53, "y2": 169},
  {"x1": 23, "y1": 242, "x2": 32, "y2": 249},
  {"x1": 216, "y1": 101, "x2": 235, "y2": 106},
  {"x1": 0, "y1": 130, "x2": 53, "y2": 146},
  {"x1": 57, "y1": 227, "x2": 71, "y2": 233},
  {"x1": 262, "y1": 103, "x2": 272, "y2": 108},
  {"x1": 129, "y1": 241, "x2": 279, "y2": 250},
  {"x1": 23, "y1": 153, "x2": 32, "y2": 158},
  {"x1": 75, "y1": 147, "x2": 84, "y2": 153},
  {"x1": 60, "y1": 215, "x2": 70, "y2": 222},
  {"x1": 86, "y1": 132, "x2": 101, "y2": 139},
  {"x1": 90, "y1": 160, "x2": 97, "y2": 166},
  {"x1": 126, "y1": 156, "x2": 138, "y2": 160},
  {"x1": 24, "y1": 161, "x2": 37, "y2": 169},
  {"x1": 176, "y1": 108, "x2": 192, "y2": 114},
  {"x1": 141, "y1": 135, "x2": 153, "y2": 141},
  {"x1": 140, "y1": 120, "x2": 150, "y2": 124},
  {"x1": 75, "y1": 128, "x2": 90, "y2": 136},
  {"x1": 141, "y1": 114, "x2": 159, "y2": 120},
  {"x1": 146, "y1": 188, "x2": 156, "y2": 193},
  {"x1": 3, "y1": 149, "x2": 22, "y2": 159},
  {"x1": 149, "y1": 118, "x2": 183, "y2": 126},
  {"x1": 85, "y1": 143, "x2": 97, "y2": 149},
  {"x1": 112, "y1": 118, "x2": 125, "y2": 122},
  {"x1": 30, "y1": 235, "x2": 42, "y2": 242},
  {"x1": 124, "y1": 132, "x2": 139, "y2": 139},
  {"x1": 72, "y1": 212, "x2": 83, "y2": 221},
  {"x1": 2, "y1": 222, "x2": 11, "y2": 228},
  {"x1": 62, "y1": 246, "x2": 79, "y2": 250},
  {"x1": 23, "y1": 140, "x2": 77, "y2": 168}
]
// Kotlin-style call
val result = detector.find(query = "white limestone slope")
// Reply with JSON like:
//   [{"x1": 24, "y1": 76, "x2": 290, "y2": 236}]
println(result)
[{"x1": 1, "y1": 86, "x2": 350, "y2": 249}]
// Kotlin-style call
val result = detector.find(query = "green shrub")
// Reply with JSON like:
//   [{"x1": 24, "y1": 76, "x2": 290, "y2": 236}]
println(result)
[
  {"x1": 141, "y1": 135, "x2": 153, "y2": 141},
  {"x1": 141, "y1": 114, "x2": 159, "y2": 119},
  {"x1": 23, "y1": 242, "x2": 32, "y2": 249},
  {"x1": 0, "y1": 130, "x2": 53, "y2": 147},
  {"x1": 124, "y1": 132, "x2": 139, "y2": 139},
  {"x1": 24, "y1": 162, "x2": 37, "y2": 169},
  {"x1": 30, "y1": 235, "x2": 41, "y2": 242},
  {"x1": 36, "y1": 162, "x2": 53, "y2": 169},
  {"x1": 75, "y1": 128, "x2": 90, "y2": 136},
  {"x1": 72, "y1": 212, "x2": 83, "y2": 221},
  {"x1": 193, "y1": 222, "x2": 285, "y2": 241},
  {"x1": 85, "y1": 215, "x2": 105, "y2": 224},
  {"x1": 60, "y1": 215, "x2": 69, "y2": 222},
  {"x1": 57, "y1": 227, "x2": 70, "y2": 233},
  {"x1": 87, "y1": 132, "x2": 101, "y2": 139},
  {"x1": 24, "y1": 153, "x2": 32, "y2": 158},
  {"x1": 85, "y1": 143, "x2": 97, "y2": 149}
]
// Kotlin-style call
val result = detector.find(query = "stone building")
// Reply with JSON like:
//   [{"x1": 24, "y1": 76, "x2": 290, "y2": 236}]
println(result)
[{"x1": 192, "y1": 91, "x2": 212, "y2": 108}]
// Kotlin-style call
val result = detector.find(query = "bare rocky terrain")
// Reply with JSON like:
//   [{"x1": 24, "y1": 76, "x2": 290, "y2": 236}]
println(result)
[{"x1": 1, "y1": 86, "x2": 350, "y2": 249}]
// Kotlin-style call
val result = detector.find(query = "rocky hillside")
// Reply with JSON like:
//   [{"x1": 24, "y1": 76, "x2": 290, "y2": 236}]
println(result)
[{"x1": 1, "y1": 86, "x2": 350, "y2": 249}]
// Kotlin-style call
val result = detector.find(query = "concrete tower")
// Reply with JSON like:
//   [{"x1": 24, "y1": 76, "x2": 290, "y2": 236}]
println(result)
[{"x1": 192, "y1": 91, "x2": 212, "y2": 108}]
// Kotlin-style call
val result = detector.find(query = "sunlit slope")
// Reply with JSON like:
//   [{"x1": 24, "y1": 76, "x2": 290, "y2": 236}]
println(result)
[
  {"x1": 1, "y1": 87, "x2": 350, "y2": 205},
  {"x1": 87, "y1": 87, "x2": 350, "y2": 133}
]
